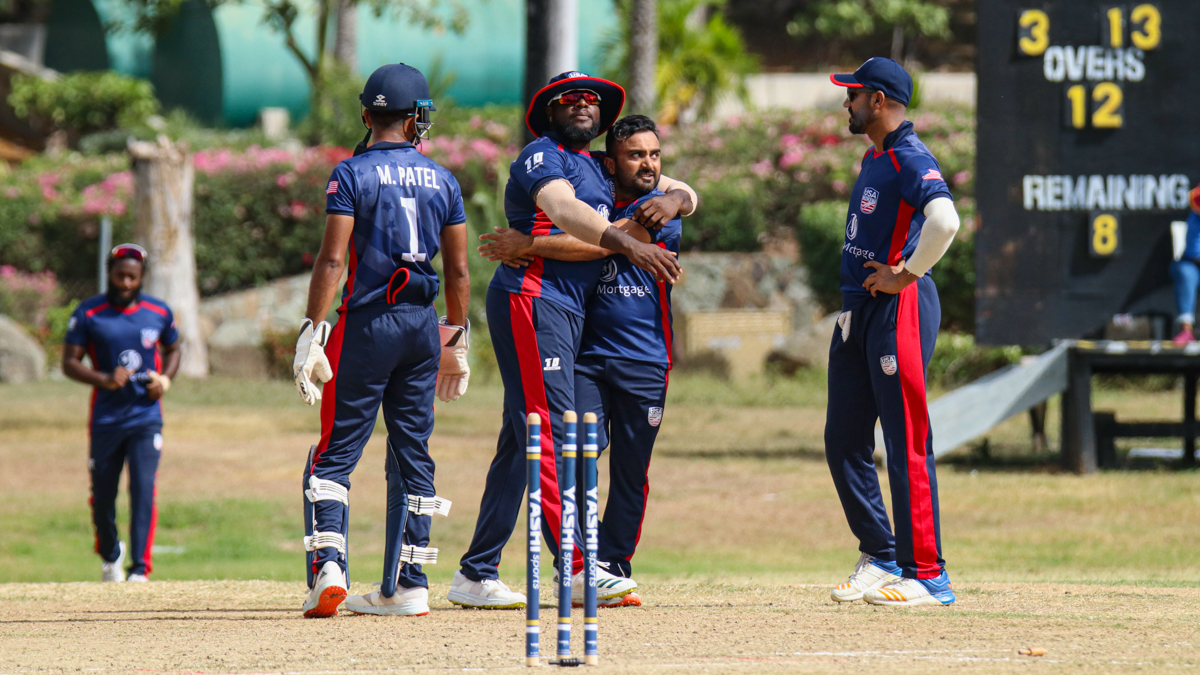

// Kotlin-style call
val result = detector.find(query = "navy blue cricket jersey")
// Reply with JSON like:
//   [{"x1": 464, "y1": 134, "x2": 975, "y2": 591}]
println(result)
[
  {"x1": 325, "y1": 141, "x2": 466, "y2": 310},
  {"x1": 578, "y1": 190, "x2": 680, "y2": 366},
  {"x1": 491, "y1": 133, "x2": 614, "y2": 317},
  {"x1": 840, "y1": 121, "x2": 952, "y2": 310},
  {"x1": 65, "y1": 295, "x2": 179, "y2": 431}
]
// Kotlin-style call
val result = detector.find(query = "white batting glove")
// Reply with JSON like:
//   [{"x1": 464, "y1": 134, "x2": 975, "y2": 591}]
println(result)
[
  {"x1": 294, "y1": 319, "x2": 333, "y2": 406},
  {"x1": 436, "y1": 317, "x2": 470, "y2": 402}
]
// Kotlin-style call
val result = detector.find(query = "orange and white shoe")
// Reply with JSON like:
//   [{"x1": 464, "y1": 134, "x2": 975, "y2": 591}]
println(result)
[
  {"x1": 864, "y1": 572, "x2": 956, "y2": 607},
  {"x1": 302, "y1": 561, "x2": 347, "y2": 618},
  {"x1": 345, "y1": 584, "x2": 430, "y2": 617},
  {"x1": 831, "y1": 553, "x2": 902, "y2": 602}
]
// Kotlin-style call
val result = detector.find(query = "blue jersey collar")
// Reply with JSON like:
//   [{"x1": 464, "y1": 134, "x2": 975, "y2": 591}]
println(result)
[
  {"x1": 880, "y1": 121, "x2": 914, "y2": 151},
  {"x1": 363, "y1": 141, "x2": 415, "y2": 152}
]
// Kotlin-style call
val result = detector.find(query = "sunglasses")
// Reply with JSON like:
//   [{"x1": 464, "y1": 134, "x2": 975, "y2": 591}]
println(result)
[
  {"x1": 552, "y1": 90, "x2": 601, "y2": 106},
  {"x1": 111, "y1": 243, "x2": 147, "y2": 262}
]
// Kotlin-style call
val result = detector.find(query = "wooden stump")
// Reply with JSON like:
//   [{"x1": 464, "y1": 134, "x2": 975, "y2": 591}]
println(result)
[{"x1": 129, "y1": 136, "x2": 208, "y2": 378}]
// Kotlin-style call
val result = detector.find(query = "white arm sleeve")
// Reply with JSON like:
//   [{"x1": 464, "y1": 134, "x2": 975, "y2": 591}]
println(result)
[
  {"x1": 534, "y1": 179, "x2": 613, "y2": 246},
  {"x1": 656, "y1": 175, "x2": 698, "y2": 216},
  {"x1": 904, "y1": 197, "x2": 960, "y2": 277}
]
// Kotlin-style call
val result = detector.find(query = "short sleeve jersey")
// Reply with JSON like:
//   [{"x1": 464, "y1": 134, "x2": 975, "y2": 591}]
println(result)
[
  {"x1": 64, "y1": 294, "x2": 179, "y2": 431},
  {"x1": 490, "y1": 134, "x2": 614, "y2": 317},
  {"x1": 325, "y1": 141, "x2": 466, "y2": 310},
  {"x1": 840, "y1": 121, "x2": 953, "y2": 310},
  {"x1": 578, "y1": 190, "x2": 681, "y2": 366}
]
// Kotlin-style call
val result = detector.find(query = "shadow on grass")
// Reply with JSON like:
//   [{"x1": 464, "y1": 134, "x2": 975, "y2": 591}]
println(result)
[{"x1": 658, "y1": 446, "x2": 826, "y2": 462}]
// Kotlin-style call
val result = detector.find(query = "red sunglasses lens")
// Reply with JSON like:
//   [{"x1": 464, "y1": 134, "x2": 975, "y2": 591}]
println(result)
[
  {"x1": 113, "y1": 246, "x2": 144, "y2": 261},
  {"x1": 558, "y1": 92, "x2": 600, "y2": 105}
]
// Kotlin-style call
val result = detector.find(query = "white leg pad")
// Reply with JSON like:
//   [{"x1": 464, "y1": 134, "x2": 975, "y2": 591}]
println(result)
[
  {"x1": 399, "y1": 545, "x2": 438, "y2": 564},
  {"x1": 305, "y1": 476, "x2": 349, "y2": 504},
  {"x1": 407, "y1": 495, "x2": 451, "y2": 516},
  {"x1": 304, "y1": 531, "x2": 347, "y2": 554}
]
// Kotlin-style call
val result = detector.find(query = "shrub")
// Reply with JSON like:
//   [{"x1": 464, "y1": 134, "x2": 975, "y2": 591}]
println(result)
[
  {"x1": 9, "y1": 72, "x2": 160, "y2": 146},
  {"x1": 0, "y1": 265, "x2": 59, "y2": 327}
]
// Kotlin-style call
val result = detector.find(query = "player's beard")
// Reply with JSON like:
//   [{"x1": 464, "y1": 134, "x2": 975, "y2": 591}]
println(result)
[
  {"x1": 552, "y1": 118, "x2": 598, "y2": 146},
  {"x1": 616, "y1": 168, "x2": 658, "y2": 199},
  {"x1": 848, "y1": 105, "x2": 873, "y2": 135},
  {"x1": 107, "y1": 284, "x2": 141, "y2": 308}
]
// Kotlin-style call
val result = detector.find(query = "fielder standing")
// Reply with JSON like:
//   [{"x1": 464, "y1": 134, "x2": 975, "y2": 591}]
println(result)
[
  {"x1": 293, "y1": 63, "x2": 471, "y2": 618},
  {"x1": 449, "y1": 73, "x2": 690, "y2": 609},
  {"x1": 62, "y1": 244, "x2": 181, "y2": 582},
  {"x1": 479, "y1": 115, "x2": 685, "y2": 607},
  {"x1": 825, "y1": 58, "x2": 961, "y2": 606}
]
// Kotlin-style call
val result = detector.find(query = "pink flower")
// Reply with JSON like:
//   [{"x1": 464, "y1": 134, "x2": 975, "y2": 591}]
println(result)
[
  {"x1": 853, "y1": 161, "x2": 862, "y2": 176},
  {"x1": 470, "y1": 115, "x2": 483, "y2": 129},
  {"x1": 289, "y1": 201, "x2": 308, "y2": 218},
  {"x1": 818, "y1": 134, "x2": 841, "y2": 147},
  {"x1": 779, "y1": 150, "x2": 805, "y2": 169},
  {"x1": 4, "y1": 187, "x2": 19, "y2": 199},
  {"x1": 709, "y1": 138, "x2": 724, "y2": 150},
  {"x1": 0, "y1": 265, "x2": 14, "y2": 277},
  {"x1": 727, "y1": 116, "x2": 741, "y2": 128},
  {"x1": 954, "y1": 170, "x2": 971, "y2": 185},
  {"x1": 37, "y1": 172, "x2": 60, "y2": 202},
  {"x1": 794, "y1": 171, "x2": 811, "y2": 182},
  {"x1": 832, "y1": 179, "x2": 847, "y2": 193},
  {"x1": 780, "y1": 134, "x2": 801, "y2": 148},
  {"x1": 750, "y1": 160, "x2": 773, "y2": 177},
  {"x1": 276, "y1": 173, "x2": 294, "y2": 187}
]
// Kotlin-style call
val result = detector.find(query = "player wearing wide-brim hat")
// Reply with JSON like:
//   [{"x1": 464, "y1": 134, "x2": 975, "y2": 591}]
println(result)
[
  {"x1": 62, "y1": 244, "x2": 181, "y2": 583},
  {"x1": 525, "y1": 71, "x2": 626, "y2": 139},
  {"x1": 823, "y1": 57, "x2": 963, "y2": 607},
  {"x1": 449, "y1": 72, "x2": 696, "y2": 609},
  {"x1": 293, "y1": 62, "x2": 472, "y2": 619}
]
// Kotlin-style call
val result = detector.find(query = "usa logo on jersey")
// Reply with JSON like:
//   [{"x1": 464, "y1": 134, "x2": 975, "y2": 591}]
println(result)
[
  {"x1": 860, "y1": 187, "x2": 879, "y2": 214},
  {"x1": 141, "y1": 328, "x2": 160, "y2": 349}
]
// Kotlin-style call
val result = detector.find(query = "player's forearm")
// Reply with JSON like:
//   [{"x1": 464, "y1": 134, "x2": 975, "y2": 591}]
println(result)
[
  {"x1": 305, "y1": 257, "x2": 344, "y2": 324},
  {"x1": 534, "y1": 180, "x2": 614, "y2": 246},
  {"x1": 905, "y1": 197, "x2": 961, "y2": 276},
  {"x1": 161, "y1": 343, "x2": 182, "y2": 379},
  {"x1": 531, "y1": 234, "x2": 611, "y2": 261},
  {"x1": 657, "y1": 175, "x2": 697, "y2": 216},
  {"x1": 62, "y1": 356, "x2": 108, "y2": 388},
  {"x1": 442, "y1": 267, "x2": 470, "y2": 327}
]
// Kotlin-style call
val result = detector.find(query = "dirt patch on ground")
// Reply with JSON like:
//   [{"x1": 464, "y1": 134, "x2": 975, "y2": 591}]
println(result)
[{"x1": 1, "y1": 580, "x2": 1197, "y2": 674}]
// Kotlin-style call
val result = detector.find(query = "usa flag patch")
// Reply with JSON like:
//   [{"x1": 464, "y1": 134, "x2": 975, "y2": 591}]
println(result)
[
  {"x1": 922, "y1": 169, "x2": 943, "y2": 182},
  {"x1": 326, "y1": 180, "x2": 339, "y2": 194}
]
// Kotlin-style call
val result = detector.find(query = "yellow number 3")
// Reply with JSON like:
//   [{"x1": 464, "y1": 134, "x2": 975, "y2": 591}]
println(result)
[
  {"x1": 1092, "y1": 214, "x2": 1120, "y2": 257},
  {"x1": 1018, "y1": 9, "x2": 1050, "y2": 57},
  {"x1": 1130, "y1": 4, "x2": 1161, "y2": 50}
]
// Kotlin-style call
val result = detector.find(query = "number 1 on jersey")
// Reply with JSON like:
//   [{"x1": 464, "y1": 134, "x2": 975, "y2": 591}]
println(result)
[{"x1": 399, "y1": 197, "x2": 426, "y2": 262}]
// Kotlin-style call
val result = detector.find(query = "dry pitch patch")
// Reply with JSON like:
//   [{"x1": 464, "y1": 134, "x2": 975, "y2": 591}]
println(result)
[{"x1": 1, "y1": 580, "x2": 1197, "y2": 674}]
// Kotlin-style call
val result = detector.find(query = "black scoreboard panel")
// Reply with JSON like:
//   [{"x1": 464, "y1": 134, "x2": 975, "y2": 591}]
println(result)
[{"x1": 975, "y1": 1, "x2": 1199, "y2": 346}]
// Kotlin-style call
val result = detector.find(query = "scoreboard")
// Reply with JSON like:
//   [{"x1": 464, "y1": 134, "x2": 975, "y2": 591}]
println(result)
[{"x1": 975, "y1": 1, "x2": 1199, "y2": 346}]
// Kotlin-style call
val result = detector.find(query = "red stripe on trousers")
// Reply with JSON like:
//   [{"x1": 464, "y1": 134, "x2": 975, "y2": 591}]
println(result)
[
  {"x1": 520, "y1": 212, "x2": 554, "y2": 296},
  {"x1": 895, "y1": 282, "x2": 940, "y2": 578},
  {"x1": 310, "y1": 316, "x2": 348, "y2": 471},
  {"x1": 655, "y1": 242, "x2": 674, "y2": 370},
  {"x1": 144, "y1": 485, "x2": 158, "y2": 575},
  {"x1": 508, "y1": 293, "x2": 581, "y2": 568},
  {"x1": 888, "y1": 201, "x2": 916, "y2": 265}
]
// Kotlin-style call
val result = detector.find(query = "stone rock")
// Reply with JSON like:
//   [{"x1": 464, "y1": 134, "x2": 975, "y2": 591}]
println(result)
[
  {"x1": 0, "y1": 314, "x2": 45, "y2": 383},
  {"x1": 197, "y1": 273, "x2": 321, "y2": 378},
  {"x1": 768, "y1": 311, "x2": 841, "y2": 373}
]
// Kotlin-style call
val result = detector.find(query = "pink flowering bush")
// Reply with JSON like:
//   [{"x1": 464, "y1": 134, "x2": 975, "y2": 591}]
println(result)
[{"x1": 0, "y1": 265, "x2": 58, "y2": 327}]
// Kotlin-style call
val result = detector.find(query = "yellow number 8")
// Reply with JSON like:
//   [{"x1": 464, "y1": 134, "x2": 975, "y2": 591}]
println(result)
[
  {"x1": 1018, "y1": 10, "x2": 1050, "y2": 57},
  {"x1": 1093, "y1": 214, "x2": 1119, "y2": 256}
]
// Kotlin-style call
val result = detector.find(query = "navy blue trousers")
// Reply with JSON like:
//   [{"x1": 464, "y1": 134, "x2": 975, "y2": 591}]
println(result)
[
  {"x1": 308, "y1": 302, "x2": 440, "y2": 588},
  {"x1": 824, "y1": 276, "x2": 945, "y2": 579},
  {"x1": 574, "y1": 355, "x2": 667, "y2": 578},
  {"x1": 459, "y1": 286, "x2": 583, "y2": 581},
  {"x1": 90, "y1": 424, "x2": 161, "y2": 576}
]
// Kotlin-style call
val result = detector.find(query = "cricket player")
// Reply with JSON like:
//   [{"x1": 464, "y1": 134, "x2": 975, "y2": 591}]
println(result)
[
  {"x1": 293, "y1": 63, "x2": 471, "y2": 618},
  {"x1": 449, "y1": 73, "x2": 693, "y2": 609},
  {"x1": 62, "y1": 243, "x2": 181, "y2": 582},
  {"x1": 478, "y1": 115, "x2": 684, "y2": 607},
  {"x1": 825, "y1": 58, "x2": 961, "y2": 606}
]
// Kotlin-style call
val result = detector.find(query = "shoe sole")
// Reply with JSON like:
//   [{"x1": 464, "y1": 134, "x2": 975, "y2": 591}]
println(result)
[
  {"x1": 447, "y1": 590, "x2": 525, "y2": 610},
  {"x1": 557, "y1": 583, "x2": 638, "y2": 604},
  {"x1": 595, "y1": 592, "x2": 641, "y2": 608},
  {"x1": 864, "y1": 593, "x2": 955, "y2": 607},
  {"x1": 346, "y1": 602, "x2": 430, "y2": 617},
  {"x1": 830, "y1": 591, "x2": 864, "y2": 602},
  {"x1": 303, "y1": 585, "x2": 347, "y2": 618}
]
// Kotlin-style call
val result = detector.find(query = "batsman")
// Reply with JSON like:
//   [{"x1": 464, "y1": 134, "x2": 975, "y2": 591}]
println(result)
[{"x1": 292, "y1": 63, "x2": 471, "y2": 618}]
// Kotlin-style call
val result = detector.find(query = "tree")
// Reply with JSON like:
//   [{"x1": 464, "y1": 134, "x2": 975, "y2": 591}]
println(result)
[
  {"x1": 786, "y1": 0, "x2": 950, "y2": 64},
  {"x1": 116, "y1": 0, "x2": 470, "y2": 143},
  {"x1": 603, "y1": 0, "x2": 757, "y2": 125},
  {"x1": 627, "y1": 0, "x2": 657, "y2": 115}
]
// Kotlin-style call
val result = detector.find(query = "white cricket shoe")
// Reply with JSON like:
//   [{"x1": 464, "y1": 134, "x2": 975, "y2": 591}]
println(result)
[
  {"x1": 345, "y1": 584, "x2": 430, "y2": 617},
  {"x1": 127, "y1": 573, "x2": 148, "y2": 582},
  {"x1": 447, "y1": 570, "x2": 526, "y2": 609},
  {"x1": 554, "y1": 562, "x2": 638, "y2": 603},
  {"x1": 101, "y1": 542, "x2": 126, "y2": 582},
  {"x1": 302, "y1": 561, "x2": 347, "y2": 618},
  {"x1": 831, "y1": 553, "x2": 902, "y2": 602},
  {"x1": 864, "y1": 571, "x2": 956, "y2": 607}
]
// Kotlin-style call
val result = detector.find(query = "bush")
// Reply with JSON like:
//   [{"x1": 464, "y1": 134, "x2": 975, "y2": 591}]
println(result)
[
  {"x1": 0, "y1": 265, "x2": 58, "y2": 327},
  {"x1": 9, "y1": 72, "x2": 160, "y2": 147},
  {"x1": 926, "y1": 332, "x2": 1023, "y2": 389}
]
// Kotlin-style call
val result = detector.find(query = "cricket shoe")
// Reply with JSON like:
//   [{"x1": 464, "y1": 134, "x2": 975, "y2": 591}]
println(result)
[
  {"x1": 101, "y1": 542, "x2": 126, "y2": 582},
  {"x1": 864, "y1": 571, "x2": 956, "y2": 607},
  {"x1": 345, "y1": 584, "x2": 430, "y2": 616},
  {"x1": 599, "y1": 592, "x2": 641, "y2": 608},
  {"x1": 831, "y1": 552, "x2": 902, "y2": 602},
  {"x1": 553, "y1": 562, "x2": 638, "y2": 603},
  {"x1": 302, "y1": 561, "x2": 347, "y2": 618},
  {"x1": 447, "y1": 571, "x2": 526, "y2": 609},
  {"x1": 127, "y1": 573, "x2": 149, "y2": 583}
]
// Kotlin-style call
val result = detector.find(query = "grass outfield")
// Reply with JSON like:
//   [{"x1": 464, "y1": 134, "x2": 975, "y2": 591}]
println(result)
[{"x1": 1, "y1": 375, "x2": 1198, "y2": 587}]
